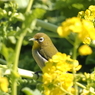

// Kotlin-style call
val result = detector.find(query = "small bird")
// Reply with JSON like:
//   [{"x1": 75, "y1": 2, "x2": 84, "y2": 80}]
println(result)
[{"x1": 29, "y1": 33, "x2": 58, "y2": 69}]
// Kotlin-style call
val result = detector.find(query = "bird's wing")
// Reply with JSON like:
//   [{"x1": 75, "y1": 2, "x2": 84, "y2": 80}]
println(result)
[
  {"x1": 38, "y1": 48, "x2": 50, "y2": 60},
  {"x1": 39, "y1": 46, "x2": 58, "y2": 60},
  {"x1": 32, "y1": 49, "x2": 47, "y2": 69}
]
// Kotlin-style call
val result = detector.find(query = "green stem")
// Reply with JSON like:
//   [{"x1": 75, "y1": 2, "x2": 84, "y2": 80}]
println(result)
[
  {"x1": 76, "y1": 82, "x2": 95, "y2": 94},
  {"x1": 72, "y1": 41, "x2": 78, "y2": 60},
  {"x1": 73, "y1": 69, "x2": 78, "y2": 95},
  {"x1": 76, "y1": 82, "x2": 86, "y2": 89},
  {"x1": 72, "y1": 35, "x2": 81, "y2": 60},
  {"x1": 65, "y1": 37, "x2": 74, "y2": 46},
  {"x1": 26, "y1": 0, "x2": 34, "y2": 13},
  {"x1": 72, "y1": 35, "x2": 80, "y2": 95},
  {"x1": 36, "y1": 19, "x2": 58, "y2": 33},
  {"x1": 11, "y1": 0, "x2": 35, "y2": 94},
  {"x1": 60, "y1": 87, "x2": 73, "y2": 95},
  {"x1": 11, "y1": 29, "x2": 27, "y2": 95}
]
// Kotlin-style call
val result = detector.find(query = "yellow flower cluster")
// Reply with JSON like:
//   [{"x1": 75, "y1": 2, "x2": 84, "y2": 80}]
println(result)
[
  {"x1": 78, "y1": 5, "x2": 95, "y2": 22},
  {"x1": 57, "y1": 17, "x2": 95, "y2": 42},
  {"x1": 42, "y1": 52, "x2": 81, "y2": 95},
  {"x1": 0, "y1": 77, "x2": 9, "y2": 92},
  {"x1": 83, "y1": 37, "x2": 91, "y2": 45},
  {"x1": 78, "y1": 45, "x2": 92, "y2": 56},
  {"x1": 80, "y1": 72, "x2": 95, "y2": 95}
]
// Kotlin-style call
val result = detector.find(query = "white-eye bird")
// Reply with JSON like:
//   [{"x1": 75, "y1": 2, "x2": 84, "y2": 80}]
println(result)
[{"x1": 29, "y1": 33, "x2": 58, "y2": 69}]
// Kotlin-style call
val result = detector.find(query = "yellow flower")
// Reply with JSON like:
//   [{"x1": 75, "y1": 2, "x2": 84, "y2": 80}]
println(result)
[
  {"x1": 42, "y1": 52, "x2": 81, "y2": 95},
  {"x1": 85, "y1": 9, "x2": 91, "y2": 16},
  {"x1": 43, "y1": 73, "x2": 74, "y2": 95},
  {"x1": 82, "y1": 20, "x2": 95, "y2": 40},
  {"x1": 57, "y1": 17, "x2": 83, "y2": 37},
  {"x1": 58, "y1": 6, "x2": 95, "y2": 42},
  {"x1": 43, "y1": 86, "x2": 64, "y2": 95},
  {"x1": 57, "y1": 17, "x2": 95, "y2": 42},
  {"x1": 78, "y1": 11, "x2": 85, "y2": 18},
  {"x1": 83, "y1": 37, "x2": 91, "y2": 45},
  {"x1": 89, "y1": 5, "x2": 95, "y2": 12},
  {"x1": 78, "y1": 45, "x2": 92, "y2": 56},
  {"x1": 57, "y1": 26, "x2": 70, "y2": 37},
  {"x1": 65, "y1": 17, "x2": 82, "y2": 33},
  {"x1": 78, "y1": 5, "x2": 95, "y2": 24},
  {"x1": 72, "y1": 60, "x2": 82, "y2": 71},
  {"x1": 0, "y1": 77, "x2": 9, "y2": 92},
  {"x1": 75, "y1": 19, "x2": 95, "y2": 41},
  {"x1": 60, "y1": 73, "x2": 73, "y2": 90}
]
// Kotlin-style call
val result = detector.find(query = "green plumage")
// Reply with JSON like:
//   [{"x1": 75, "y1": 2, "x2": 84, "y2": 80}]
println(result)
[{"x1": 29, "y1": 33, "x2": 58, "y2": 69}]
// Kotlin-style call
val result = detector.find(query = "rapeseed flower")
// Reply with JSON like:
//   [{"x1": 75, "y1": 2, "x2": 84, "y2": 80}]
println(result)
[
  {"x1": 78, "y1": 5, "x2": 95, "y2": 22},
  {"x1": 83, "y1": 37, "x2": 91, "y2": 45},
  {"x1": 57, "y1": 17, "x2": 95, "y2": 42},
  {"x1": 42, "y1": 52, "x2": 81, "y2": 95},
  {"x1": 58, "y1": 5, "x2": 95, "y2": 42},
  {"x1": 57, "y1": 17, "x2": 82, "y2": 37},
  {"x1": 0, "y1": 77, "x2": 9, "y2": 92},
  {"x1": 78, "y1": 45, "x2": 92, "y2": 56}
]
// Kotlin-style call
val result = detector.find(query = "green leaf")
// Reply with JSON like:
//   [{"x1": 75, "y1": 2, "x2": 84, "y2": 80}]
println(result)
[
  {"x1": 22, "y1": 87, "x2": 42, "y2": 95},
  {"x1": 24, "y1": 8, "x2": 46, "y2": 28},
  {"x1": 86, "y1": 53, "x2": 95, "y2": 65},
  {"x1": 1, "y1": 44, "x2": 15, "y2": 64},
  {"x1": 8, "y1": 36, "x2": 16, "y2": 44},
  {"x1": 72, "y1": 3, "x2": 84, "y2": 9},
  {"x1": 13, "y1": 13, "x2": 25, "y2": 21},
  {"x1": 0, "y1": 8, "x2": 7, "y2": 19}
]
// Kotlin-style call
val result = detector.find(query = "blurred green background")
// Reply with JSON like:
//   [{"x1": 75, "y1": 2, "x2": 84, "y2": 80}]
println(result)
[{"x1": 0, "y1": 0, "x2": 95, "y2": 95}]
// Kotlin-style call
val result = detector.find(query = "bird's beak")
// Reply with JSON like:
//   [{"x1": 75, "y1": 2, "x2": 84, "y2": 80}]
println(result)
[{"x1": 29, "y1": 38, "x2": 35, "y2": 41}]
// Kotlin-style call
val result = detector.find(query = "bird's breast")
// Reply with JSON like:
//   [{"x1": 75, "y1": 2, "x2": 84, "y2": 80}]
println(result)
[{"x1": 32, "y1": 49, "x2": 47, "y2": 69}]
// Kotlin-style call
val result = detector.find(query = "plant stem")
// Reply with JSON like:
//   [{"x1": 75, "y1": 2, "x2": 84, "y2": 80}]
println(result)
[
  {"x1": 65, "y1": 37, "x2": 74, "y2": 45},
  {"x1": 11, "y1": 0, "x2": 35, "y2": 94},
  {"x1": 72, "y1": 40, "x2": 78, "y2": 60},
  {"x1": 76, "y1": 82, "x2": 95, "y2": 94},
  {"x1": 60, "y1": 87, "x2": 73, "y2": 95},
  {"x1": 72, "y1": 35, "x2": 80, "y2": 95},
  {"x1": 26, "y1": 0, "x2": 34, "y2": 13},
  {"x1": 76, "y1": 82, "x2": 86, "y2": 89},
  {"x1": 72, "y1": 34, "x2": 81, "y2": 59},
  {"x1": 36, "y1": 19, "x2": 58, "y2": 33},
  {"x1": 73, "y1": 70, "x2": 78, "y2": 95},
  {"x1": 11, "y1": 29, "x2": 27, "y2": 95}
]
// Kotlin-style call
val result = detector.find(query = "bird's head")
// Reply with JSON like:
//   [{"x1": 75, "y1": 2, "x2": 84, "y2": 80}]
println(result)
[{"x1": 29, "y1": 33, "x2": 52, "y2": 49}]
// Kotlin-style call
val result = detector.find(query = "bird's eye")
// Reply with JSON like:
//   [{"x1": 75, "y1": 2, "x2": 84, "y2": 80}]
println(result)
[{"x1": 38, "y1": 37, "x2": 44, "y2": 42}]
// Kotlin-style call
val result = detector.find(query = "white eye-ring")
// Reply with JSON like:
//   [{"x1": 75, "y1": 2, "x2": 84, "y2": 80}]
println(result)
[{"x1": 38, "y1": 37, "x2": 44, "y2": 42}]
